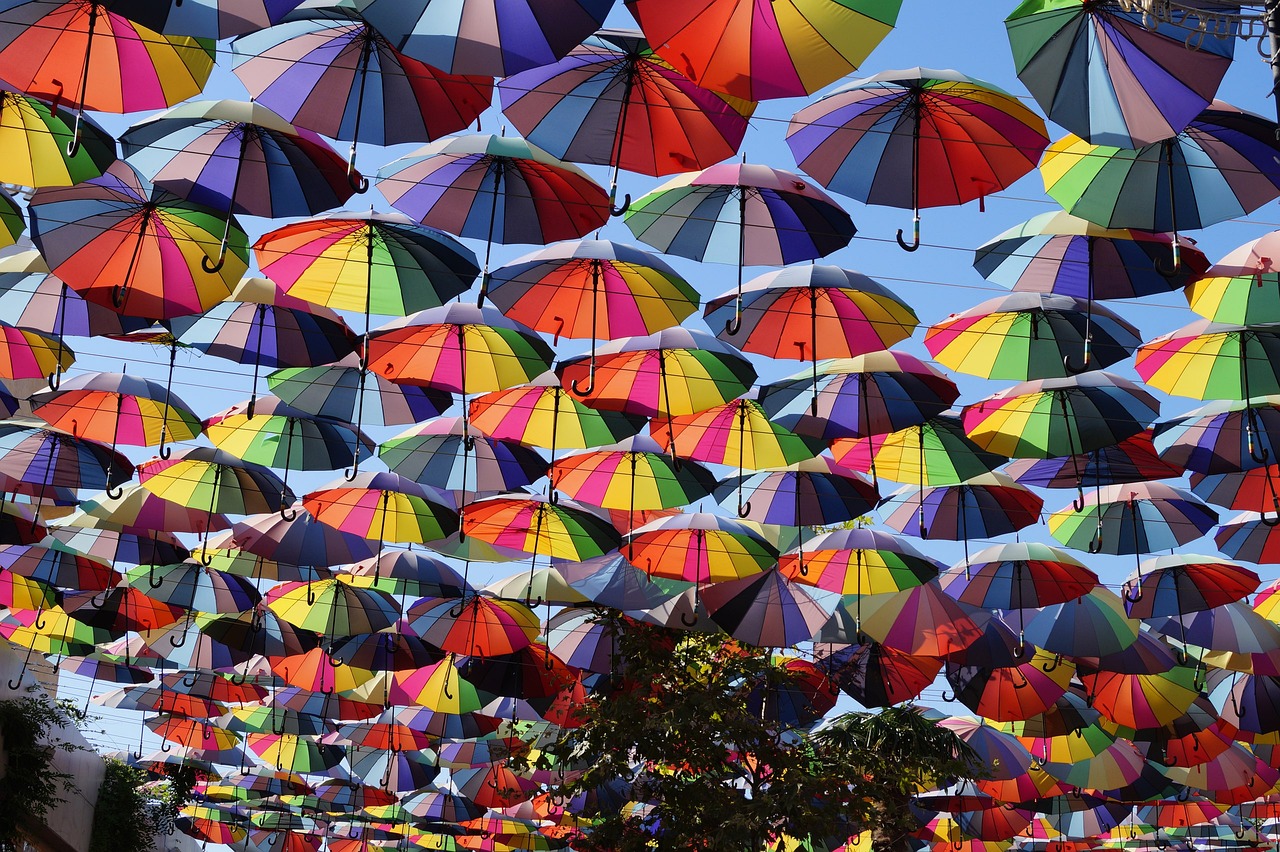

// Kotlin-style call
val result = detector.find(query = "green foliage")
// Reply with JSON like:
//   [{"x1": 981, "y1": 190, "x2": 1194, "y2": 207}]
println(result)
[
  {"x1": 0, "y1": 694, "x2": 81, "y2": 850},
  {"x1": 530, "y1": 617, "x2": 980, "y2": 852},
  {"x1": 89, "y1": 759, "x2": 155, "y2": 852}
]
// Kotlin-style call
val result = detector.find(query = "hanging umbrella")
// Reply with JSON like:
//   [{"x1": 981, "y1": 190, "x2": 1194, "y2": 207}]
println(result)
[
  {"x1": 302, "y1": 470, "x2": 458, "y2": 552},
  {"x1": 168, "y1": 277, "x2": 361, "y2": 417},
  {"x1": 961, "y1": 373, "x2": 1159, "y2": 461},
  {"x1": 1004, "y1": 429, "x2": 1180, "y2": 489},
  {"x1": 0, "y1": 424, "x2": 133, "y2": 504},
  {"x1": 1005, "y1": 0, "x2": 1235, "y2": 148},
  {"x1": 267, "y1": 353, "x2": 452, "y2": 428},
  {"x1": 1136, "y1": 319, "x2": 1280, "y2": 401},
  {"x1": 228, "y1": 504, "x2": 377, "y2": 569},
  {"x1": 488, "y1": 239, "x2": 699, "y2": 387},
  {"x1": 120, "y1": 99, "x2": 357, "y2": 272},
  {"x1": 556, "y1": 552, "x2": 671, "y2": 611},
  {"x1": 254, "y1": 211, "x2": 479, "y2": 336},
  {"x1": 0, "y1": 541, "x2": 113, "y2": 592},
  {"x1": 758, "y1": 352, "x2": 959, "y2": 447},
  {"x1": 1193, "y1": 465, "x2": 1280, "y2": 523},
  {"x1": 1185, "y1": 229, "x2": 1280, "y2": 325},
  {"x1": 628, "y1": 512, "x2": 776, "y2": 586},
  {"x1": 0, "y1": 323, "x2": 73, "y2": 382},
  {"x1": 625, "y1": 0, "x2": 900, "y2": 100},
  {"x1": 205, "y1": 397, "x2": 375, "y2": 513},
  {"x1": 231, "y1": 4, "x2": 491, "y2": 180},
  {"x1": 881, "y1": 471, "x2": 1043, "y2": 559},
  {"x1": 125, "y1": 561, "x2": 261, "y2": 616},
  {"x1": 701, "y1": 568, "x2": 837, "y2": 647},
  {"x1": 30, "y1": 372, "x2": 201, "y2": 470},
  {"x1": 786, "y1": 67, "x2": 1048, "y2": 249},
  {"x1": 1048, "y1": 482, "x2": 1218, "y2": 556},
  {"x1": 265, "y1": 576, "x2": 400, "y2": 636},
  {"x1": 69, "y1": 482, "x2": 231, "y2": 538},
  {"x1": 704, "y1": 265, "x2": 917, "y2": 399},
  {"x1": 1041, "y1": 101, "x2": 1280, "y2": 267},
  {"x1": 0, "y1": 1, "x2": 214, "y2": 150},
  {"x1": 714, "y1": 456, "x2": 880, "y2": 527},
  {"x1": 831, "y1": 414, "x2": 1007, "y2": 492},
  {"x1": 405, "y1": 597, "x2": 540, "y2": 657},
  {"x1": 925, "y1": 293, "x2": 1142, "y2": 380},
  {"x1": 817, "y1": 640, "x2": 941, "y2": 707},
  {"x1": 460, "y1": 493, "x2": 620, "y2": 582},
  {"x1": 1153, "y1": 397, "x2": 1280, "y2": 478},
  {"x1": 0, "y1": 90, "x2": 116, "y2": 188},
  {"x1": 375, "y1": 134, "x2": 610, "y2": 301},
  {"x1": 624, "y1": 162, "x2": 855, "y2": 333},
  {"x1": 851, "y1": 578, "x2": 983, "y2": 657},
  {"x1": 497, "y1": 28, "x2": 755, "y2": 213},
  {"x1": 104, "y1": 0, "x2": 304, "y2": 39},
  {"x1": 1022, "y1": 588, "x2": 1140, "y2": 658},
  {"x1": 944, "y1": 645, "x2": 1074, "y2": 723},
  {"x1": 355, "y1": 0, "x2": 612, "y2": 77},
  {"x1": 550, "y1": 434, "x2": 715, "y2": 515},
  {"x1": 379, "y1": 416, "x2": 546, "y2": 499}
]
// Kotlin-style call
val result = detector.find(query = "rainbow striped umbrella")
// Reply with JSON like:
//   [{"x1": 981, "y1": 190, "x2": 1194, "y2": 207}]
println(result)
[
  {"x1": 786, "y1": 67, "x2": 1047, "y2": 249},
  {"x1": 1005, "y1": 429, "x2": 1180, "y2": 490},
  {"x1": 267, "y1": 353, "x2": 451, "y2": 428},
  {"x1": 120, "y1": 99, "x2": 357, "y2": 273},
  {"x1": 659, "y1": 397, "x2": 821, "y2": 474},
  {"x1": 106, "y1": 0, "x2": 305, "y2": 39},
  {"x1": 854, "y1": 579, "x2": 983, "y2": 657},
  {"x1": 1136, "y1": 319, "x2": 1280, "y2": 401},
  {"x1": 715, "y1": 456, "x2": 878, "y2": 528},
  {"x1": 881, "y1": 472, "x2": 1043, "y2": 547},
  {"x1": 30, "y1": 371, "x2": 201, "y2": 453},
  {"x1": 702, "y1": 568, "x2": 838, "y2": 648},
  {"x1": 265, "y1": 576, "x2": 401, "y2": 635},
  {"x1": 461, "y1": 494, "x2": 619, "y2": 563},
  {"x1": 551, "y1": 435, "x2": 716, "y2": 512},
  {"x1": 758, "y1": 351, "x2": 959, "y2": 442},
  {"x1": 626, "y1": 0, "x2": 900, "y2": 101},
  {"x1": 228, "y1": 505, "x2": 378, "y2": 568},
  {"x1": 0, "y1": 251, "x2": 152, "y2": 345},
  {"x1": 0, "y1": 323, "x2": 73, "y2": 382},
  {"x1": 357, "y1": 0, "x2": 612, "y2": 77},
  {"x1": 27, "y1": 160, "x2": 248, "y2": 320},
  {"x1": 1185, "y1": 230, "x2": 1280, "y2": 325},
  {"x1": 302, "y1": 470, "x2": 457, "y2": 548},
  {"x1": 231, "y1": 4, "x2": 492, "y2": 178},
  {"x1": 375, "y1": 134, "x2": 610, "y2": 296},
  {"x1": 254, "y1": 211, "x2": 479, "y2": 330},
  {"x1": 831, "y1": 415, "x2": 1007, "y2": 488},
  {"x1": 469, "y1": 373, "x2": 646, "y2": 453},
  {"x1": 628, "y1": 512, "x2": 776, "y2": 584},
  {"x1": 1023, "y1": 588, "x2": 1140, "y2": 658},
  {"x1": 961, "y1": 373, "x2": 1159, "y2": 460},
  {"x1": 0, "y1": 1, "x2": 214, "y2": 151},
  {"x1": 925, "y1": 293, "x2": 1141, "y2": 381},
  {"x1": 945, "y1": 645, "x2": 1074, "y2": 723},
  {"x1": 498, "y1": 28, "x2": 754, "y2": 210},
  {"x1": 1153, "y1": 397, "x2": 1280, "y2": 476},
  {"x1": 0, "y1": 90, "x2": 116, "y2": 188},
  {"x1": 125, "y1": 561, "x2": 260, "y2": 615},
  {"x1": 378, "y1": 416, "x2": 546, "y2": 498},
  {"x1": 406, "y1": 596, "x2": 540, "y2": 657},
  {"x1": 624, "y1": 163, "x2": 854, "y2": 330},
  {"x1": 1047, "y1": 482, "x2": 1218, "y2": 555},
  {"x1": 778, "y1": 527, "x2": 938, "y2": 599},
  {"x1": 69, "y1": 482, "x2": 231, "y2": 537}
]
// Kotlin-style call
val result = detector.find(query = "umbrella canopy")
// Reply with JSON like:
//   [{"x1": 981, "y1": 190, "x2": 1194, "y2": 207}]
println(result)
[
  {"x1": 779, "y1": 526, "x2": 939, "y2": 598},
  {"x1": 655, "y1": 397, "x2": 822, "y2": 479},
  {"x1": 378, "y1": 416, "x2": 546, "y2": 498},
  {"x1": 27, "y1": 160, "x2": 249, "y2": 320},
  {"x1": 832, "y1": 415, "x2": 1008, "y2": 488},
  {"x1": 265, "y1": 576, "x2": 401, "y2": 635},
  {"x1": 1005, "y1": 0, "x2": 1235, "y2": 148},
  {"x1": 550, "y1": 434, "x2": 716, "y2": 511},
  {"x1": 715, "y1": 457, "x2": 880, "y2": 526},
  {"x1": 881, "y1": 471, "x2": 1042, "y2": 544},
  {"x1": 1005, "y1": 429, "x2": 1181, "y2": 489},
  {"x1": 30, "y1": 371, "x2": 201, "y2": 450},
  {"x1": 1022, "y1": 588, "x2": 1140, "y2": 658},
  {"x1": 628, "y1": 512, "x2": 776, "y2": 584},
  {"x1": 786, "y1": 67, "x2": 1048, "y2": 248},
  {"x1": 302, "y1": 471, "x2": 457, "y2": 548},
  {"x1": 1185, "y1": 229, "x2": 1280, "y2": 325},
  {"x1": 1047, "y1": 482, "x2": 1218, "y2": 555},
  {"x1": 267, "y1": 353, "x2": 451, "y2": 428},
  {"x1": 701, "y1": 568, "x2": 837, "y2": 647},
  {"x1": 461, "y1": 494, "x2": 620, "y2": 563},
  {"x1": 1136, "y1": 319, "x2": 1280, "y2": 401},
  {"x1": 818, "y1": 640, "x2": 941, "y2": 707},
  {"x1": 0, "y1": 90, "x2": 116, "y2": 188},
  {"x1": 1153, "y1": 397, "x2": 1280, "y2": 475},
  {"x1": 625, "y1": 0, "x2": 900, "y2": 100}
]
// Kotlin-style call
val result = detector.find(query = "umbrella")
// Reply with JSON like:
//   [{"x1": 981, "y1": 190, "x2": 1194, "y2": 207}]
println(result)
[
  {"x1": 628, "y1": 511, "x2": 776, "y2": 593},
  {"x1": 1154, "y1": 397, "x2": 1280, "y2": 477},
  {"x1": 497, "y1": 28, "x2": 755, "y2": 212},
  {"x1": 1048, "y1": 482, "x2": 1218, "y2": 556},
  {"x1": 355, "y1": 0, "x2": 613, "y2": 77},
  {"x1": 1123, "y1": 554, "x2": 1259, "y2": 618},
  {"x1": 0, "y1": 424, "x2": 133, "y2": 504},
  {"x1": 758, "y1": 351, "x2": 959, "y2": 444},
  {"x1": 120, "y1": 99, "x2": 357, "y2": 273},
  {"x1": 704, "y1": 265, "x2": 917, "y2": 399},
  {"x1": 831, "y1": 415, "x2": 1007, "y2": 492},
  {"x1": 817, "y1": 640, "x2": 941, "y2": 707},
  {"x1": 1004, "y1": 0, "x2": 1236, "y2": 147},
  {"x1": 880, "y1": 471, "x2": 1043, "y2": 562},
  {"x1": 26, "y1": 160, "x2": 249, "y2": 322},
  {"x1": 105, "y1": 0, "x2": 305, "y2": 39},
  {"x1": 0, "y1": 1, "x2": 214, "y2": 150},
  {"x1": 406, "y1": 597, "x2": 540, "y2": 657},
  {"x1": 374, "y1": 134, "x2": 610, "y2": 300},
  {"x1": 1041, "y1": 101, "x2": 1280, "y2": 266},
  {"x1": 1004, "y1": 429, "x2": 1181, "y2": 490},
  {"x1": 1194, "y1": 465, "x2": 1280, "y2": 522},
  {"x1": 550, "y1": 434, "x2": 715, "y2": 515},
  {"x1": 556, "y1": 551, "x2": 671, "y2": 611},
  {"x1": 487, "y1": 239, "x2": 699, "y2": 388},
  {"x1": 230, "y1": 3, "x2": 492, "y2": 179},
  {"x1": 925, "y1": 292, "x2": 1142, "y2": 380},
  {"x1": 228, "y1": 504, "x2": 377, "y2": 569},
  {"x1": 786, "y1": 67, "x2": 1048, "y2": 249},
  {"x1": 701, "y1": 568, "x2": 837, "y2": 647},
  {"x1": 625, "y1": 0, "x2": 900, "y2": 100},
  {"x1": 265, "y1": 576, "x2": 400, "y2": 636},
  {"x1": 1136, "y1": 319, "x2": 1280, "y2": 401},
  {"x1": 302, "y1": 470, "x2": 458, "y2": 552},
  {"x1": 852, "y1": 578, "x2": 983, "y2": 657},
  {"x1": 944, "y1": 645, "x2": 1074, "y2": 723},
  {"x1": 624, "y1": 162, "x2": 855, "y2": 332},
  {"x1": 942, "y1": 541, "x2": 1097, "y2": 617},
  {"x1": 714, "y1": 456, "x2": 880, "y2": 527},
  {"x1": 0, "y1": 323, "x2": 73, "y2": 383},
  {"x1": 125, "y1": 561, "x2": 260, "y2": 615},
  {"x1": 1022, "y1": 587, "x2": 1140, "y2": 659},
  {"x1": 69, "y1": 482, "x2": 231, "y2": 538},
  {"x1": 379, "y1": 416, "x2": 546, "y2": 499},
  {"x1": 0, "y1": 90, "x2": 116, "y2": 187},
  {"x1": 267, "y1": 353, "x2": 451, "y2": 428},
  {"x1": 1185, "y1": 229, "x2": 1280, "y2": 325}
]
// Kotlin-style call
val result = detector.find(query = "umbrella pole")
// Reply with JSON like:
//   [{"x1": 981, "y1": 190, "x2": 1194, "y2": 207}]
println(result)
[
  {"x1": 63, "y1": 2, "x2": 97, "y2": 157},
  {"x1": 896, "y1": 106, "x2": 921, "y2": 252},
  {"x1": 959, "y1": 486, "x2": 969, "y2": 571},
  {"x1": 1261, "y1": 465, "x2": 1280, "y2": 527},
  {"x1": 30, "y1": 436, "x2": 57, "y2": 535},
  {"x1": 607, "y1": 68, "x2": 637, "y2": 217},
  {"x1": 458, "y1": 325, "x2": 473, "y2": 538},
  {"x1": 917, "y1": 424, "x2": 928, "y2": 538},
  {"x1": 110, "y1": 208, "x2": 152, "y2": 312},
  {"x1": 626, "y1": 452, "x2": 638, "y2": 560},
  {"x1": 1158, "y1": 139, "x2": 1182, "y2": 275},
  {"x1": 659, "y1": 349, "x2": 679, "y2": 469},
  {"x1": 103, "y1": 392, "x2": 124, "y2": 499},
  {"x1": 246, "y1": 304, "x2": 268, "y2": 419},
  {"x1": 524, "y1": 507, "x2": 544, "y2": 607},
  {"x1": 569, "y1": 261, "x2": 600, "y2": 396},
  {"x1": 344, "y1": 34, "x2": 374, "y2": 193},
  {"x1": 548, "y1": 391, "x2": 560, "y2": 504},
  {"x1": 47, "y1": 283, "x2": 71, "y2": 390},
  {"x1": 475, "y1": 162, "x2": 505, "y2": 307},
  {"x1": 158, "y1": 339, "x2": 178, "y2": 459},
  {"x1": 1066, "y1": 236, "x2": 1093, "y2": 374},
  {"x1": 346, "y1": 230, "x2": 377, "y2": 481},
  {"x1": 203, "y1": 129, "x2": 251, "y2": 275},
  {"x1": 736, "y1": 401, "x2": 750, "y2": 517},
  {"x1": 854, "y1": 549, "x2": 863, "y2": 641},
  {"x1": 199, "y1": 466, "x2": 222, "y2": 564},
  {"x1": 724, "y1": 188, "x2": 747, "y2": 336},
  {"x1": 279, "y1": 419, "x2": 297, "y2": 521}
]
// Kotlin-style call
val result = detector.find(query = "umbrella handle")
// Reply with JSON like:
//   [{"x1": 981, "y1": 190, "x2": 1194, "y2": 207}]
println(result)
[
  {"x1": 182, "y1": 671, "x2": 198, "y2": 689},
  {"x1": 723, "y1": 312, "x2": 743, "y2": 336},
  {"x1": 544, "y1": 652, "x2": 555, "y2": 672},
  {"x1": 106, "y1": 480, "x2": 124, "y2": 499},
  {"x1": 1155, "y1": 253, "x2": 1181, "y2": 280},
  {"x1": 148, "y1": 564, "x2": 165, "y2": 589},
  {"x1": 46, "y1": 365, "x2": 61, "y2": 391},
  {"x1": 896, "y1": 218, "x2": 921, "y2": 252},
  {"x1": 87, "y1": 590, "x2": 108, "y2": 609},
  {"x1": 680, "y1": 610, "x2": 698, "y2": 627},
  {"x1": 1087, "y1": 521, "x2": 1104, "y2": 554},
  {"x1": 327, "y1": 652, "x2": 344, "y2": 668},
  {"x1": 33, "y1": 610, "x2": 47, "y2": 631},
  {"x1": 343, "y1": 458, "x2": 360, "y2": 481},
  {"x1": 280, "y1": 501, "x2": 297, "y2": 522},
  {"x1": 199, "y1": 547, "x2": 214, "y2": 567},
  {"x1": 1251, "y1": 441, "x2": 1271, "y2": 465},
  {"x1": 569, "y1": 373, "x2": 595, "y2": 397},
  {"x1": 159, "y1": 739, "x2": 171, "y2": 753},
  {"x1": 610, "y1": 193, "x2": 631, "y2": 217},
  {"x1": 1041, "y1": 655, "x2": 1060, "y2": 673},
  {"x1": 168, "y1": 629, "x2": 186, "y2": 648},
  {"x1": 737, "y1": 498, "x2": 751, "y2": 519},
  {"x1": 1123, "y1": 579, "x2": 1143, "y2": 603},
  {"x1": 940, "y1": 688, "x2": 955, "y2": 702},
  {"x1": 1062, "y1": 351, "x2": 1091, "y2": 375},
  {"x1": 347, "y1": 168, "x2": 370, "y2": 195},
  {"x1": 228, "y1": 671, "x2": 247, "y2": 686},
  {"x1": 1071, "y1": 486, "x2": 1085, "y2": 513},
  {"x1": 202, "y1": 242, "x2": 228, "y2": 275}
]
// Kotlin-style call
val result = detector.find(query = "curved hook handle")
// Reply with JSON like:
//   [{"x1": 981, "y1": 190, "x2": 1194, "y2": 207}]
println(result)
[
  {"x1": 168, "y1": 629, "x2": 187, "y2": 649},
  {"x1": 940, "y1": 688, "x2": 955, "y2": 702},
  {"x1": 442, "y1": 676, "x2": 454, "y2": 701},
  {"x1": 1261, "y1": 497, "x2": 1280, "y2": 527},
  {"x1": 610, "y1": 193, "x2": 631, "y2": 217},
  {"x1": 548, "y1": 489, "x2": 559, "y2": 506},
  {"x1": 1156, "y1": 254, "x2": 1181, "y2": 280},
  {"x1": 306, "y1": 584, "x2": 317, "y2": 606},
  {"x1": 6, "y1": 675, "x2": 22, "y2": 690},
  {"x1": 105, "y1": 481, "x2": 124, "y2": 499},
  {"x1": 158, "y1": 440, "x2": 172, "y2": 460},
  {"x1": 569, "y1": 375, "x2": 595, "y2": 397},
  {"x1": 33, "y1": 611, "x2": 47, "y2": 631},
  {"x1": 88, "y1": 591, "x2": 108, "y2": 610},
  {"x1": 202, "y1": 243, "x2": 228, "y2": 275},
  {"x1": 1124, "y1": 582, "x2": 1144, "y2": 603},
  {"x1": 1062, "y1": 352, "x2": 1091, "y2": 375},
  {"x1": 343, "y1": 461, "x2": 360, "y2": 482},
  {"x1": 280, "y1": 503, "x2": 298, "y2": 522},
  {"x1": 896, "y1": 224, "x2": 920, "y2": 252},
  {"x1": 679, "y1": 610, "x2": 698, "y2": 627},
  {"x1": 148, "y1": 564, "x2": 165, "y2": 589},
  {"x1": 199, "y1": 547, "x2": 214, "y2": 567},
  {"x1": 46, "y1": 367, "x2": 62, "y2": 391},
  {"x1": 228, "y1": 671, "x2": 247, "y2": 686},
  {"x1": 1012, "y1": 642, "x2": 1027, "y2": 660},
  {"x1": 1041, "y1": 654, "x2": 1060, "y2": 673},
  {"x1": 1087, "y1": 521, "x2": 1104, "y2": 554},
  {"x1": 327, "y1": 652, "x2": 344, "y2": 668},
  {"x1": 182, "y1": 672, "x2": 198, "y2": 689},
  {"x1": 160, "y1": 739, "x2": 172, "y2": 753},
  {"x1": 543, "y1": 652, "x2": 555, "y2": 672},
  {"x1": 736, "y1": 499, "x2": 751, "y2": 519},
  {"x1": 1072, "y1": 486, "x2": 1085, "y2": 513},
  {"x1": 111, "y1": 283, "x2": 128, "y2": 309},
  {"x1": 348, "y1": 171, "x2": 370, "y2": 194},
  {"x1": 448, "y1": 599, "x2": 466, "y2": 619},
  {"x1": 723, "y1": 313, "x2": 743, "y2": 337},
  {"x1": 1251, "y1": 441, "x2": 1271, "y2": 465}
]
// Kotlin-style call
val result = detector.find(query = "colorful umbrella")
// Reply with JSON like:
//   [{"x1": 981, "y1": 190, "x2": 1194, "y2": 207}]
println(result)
[
  {"x1": 1136, "y1": 319, "x2": 1280, "y2": 401},
  {"x1": 550, "y1": 434, "x2": 715, "y2": 514},
  {"x1": 925, "y1": 293, "x2": 1142, "y2": 380},
  {"x1": 355, "y1": 0, "x2": 612, "y2": 76},
  {"x1": 818, "y1": 640, "x2": 941, "y2": 707},
  {"x1": 266, "y1": 576, "x2": 401, "y2": 636},
  {"x1": 715, "y1": 456, "x2": 880, "y2": 527},
  {"x1": 1185, "y1": 229, "x2": 1280, "y2": 325},
  {"x1": 406, "y1": 596, "x2": 540, "y2": 657},
  {"x1": 1005, "y1": 0, "x2": 1235, "y2": 147},
  {"x1": 1004, "y1": 429, "x2": 1181, "y2": 490},
  {"x1": 628, "y1": 512, "x2": 776, "y2": 590},
  {"x1": 1041, "y1": 101, "x2": 1280, "y2": 263},
  {"x1": 378, "y1": 416, "x2": 546, "y2": 499},
  {"x1": 302, "y1": 471, "x2": 457, "y2": 550},
  {"x1": 120, "y1": 99, "x2": 357, "y2": 272},
  {"x1": 757, "y1": 350, "x2": 959, "y2": 442},
  {"x1": 497, "y1": 28, "x2": 754, "y2": 211},
  {"x1": 125, "y1": 561, "x2": 261, "y2": 615},
  {"x1": 831, "y1": 415, "x2": 1007, "y2": 491},
  {"x1": 786, "y1": 67, "x2": 1048, "y2": 248},
  {"x1": 944, "y1": 645, "x2": 1074, "y2": 723},
  {"x1": 880, "y1": 471, "x2": 1043, "y2": 560},
  {"x1": 228, "y1": 504, "x2": 377, "y2": 569},
  {"x1": 27, "y1": 160, "x2": 249, "y2": 321},
  {"x1": 624, "y1": 162, "x2": 855, "y2": 331},
  {"x1": 0, "y1": 90, "x2": 116, "y2": 188},
  {"x1": 231, "y1": 4, "x2": 492, "y2": 179},
  {"x1": 625, "y1": 0, "x2": 900, "y2": 100},
  {"x1": 267, "y1": 353, "x2": 451, "y2": 428},
  {"x1": 1048, "y1": 482, "x2": 1218, "y2": 556},
  {"x1": 487, "y1": 239, "x2": 699, "y2": 388},
  {"x1": 375, "y1": 134, "x2": 610, "y2": 298},
  {"x1": 1022, "y1": 588, "x2": 1140, "y2": 658},
  {"x1": 701, "y1": 568, "x2": 837, "y2": 647},
  {"x1": 1153, "y1": 397, "x2": 1280, "y2": 475},
  {"x1": 461, "y1": 494, "x2": 619, "y2": 571},
  {"x1": 0, "y1": 323, "x2": 73, "y2": 383},
  {"x1": 68, "y1": 482, "x2": 231, "y2": 538}
]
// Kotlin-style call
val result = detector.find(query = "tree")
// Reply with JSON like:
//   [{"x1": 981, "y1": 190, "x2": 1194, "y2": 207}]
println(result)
[{"x1": 530, "y1": 615, "x2": 980, "y2": 852}]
